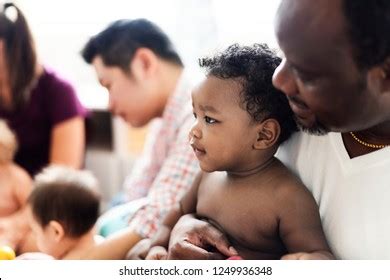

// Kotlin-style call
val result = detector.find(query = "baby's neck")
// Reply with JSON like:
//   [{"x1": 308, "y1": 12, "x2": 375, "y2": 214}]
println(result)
[
  {"x1": 226, "y1": 156, "x2": 277, "y2": 178},
  {"x1": 60, "y1": 229, "x2": 98, "y2": 260}
]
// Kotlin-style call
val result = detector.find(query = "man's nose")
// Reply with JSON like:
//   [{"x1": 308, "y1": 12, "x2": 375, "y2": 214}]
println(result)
[{"x1": 272, "y1": 59, "x2": 298, "y2": 98}]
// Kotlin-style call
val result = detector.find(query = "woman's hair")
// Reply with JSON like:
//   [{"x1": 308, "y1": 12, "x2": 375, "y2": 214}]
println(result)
[
  {"x1": 0, "y1": 2, "x2": 37, "y2": 110},
  {"x1": 0, "y1": 119, "x2": 17, "y2": 164}
]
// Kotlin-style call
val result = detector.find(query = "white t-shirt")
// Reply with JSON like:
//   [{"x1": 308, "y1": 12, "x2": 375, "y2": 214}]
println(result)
[{"x1": 276, "y1": 132, "x2": 390, "y2": 259}]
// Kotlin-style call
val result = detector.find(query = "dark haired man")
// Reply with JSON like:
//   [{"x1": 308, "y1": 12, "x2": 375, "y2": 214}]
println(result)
[
  {"x1": 162, "y1": 0, "x2": 390, "y2": 260},
  {"x1": 81, "y1": 19, "x2": 199, "y2": 259}
]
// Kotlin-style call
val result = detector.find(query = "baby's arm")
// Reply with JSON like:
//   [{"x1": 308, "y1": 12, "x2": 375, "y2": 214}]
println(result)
[
  {"x1": 0, "y1": 165, "x2": 33, "y2": 250},
  {"x1": 12, "y1": 164, "x2": 33, "y2": 208},
  {"x1": 129, "y1": 173, "x2": 202, "y2": 259},
  {"x1": 278, "y1": 181, "x2": 334, "y2": 260}
]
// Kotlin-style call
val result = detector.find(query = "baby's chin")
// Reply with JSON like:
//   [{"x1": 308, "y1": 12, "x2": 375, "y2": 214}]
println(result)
[{"x1": 199, "y1": 162, "x2": 225, "y2": 173}]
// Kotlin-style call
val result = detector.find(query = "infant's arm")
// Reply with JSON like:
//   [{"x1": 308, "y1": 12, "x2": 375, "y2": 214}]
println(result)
[
  {"x1": 12, "y1": 164, "x2": 33, "y2": 207},
  {"x1": 277, "y1": 180, "x2": 334, "y2": 260},
  {"x1": 0, "y1": 165, "x2": 33, "y2": 250}
]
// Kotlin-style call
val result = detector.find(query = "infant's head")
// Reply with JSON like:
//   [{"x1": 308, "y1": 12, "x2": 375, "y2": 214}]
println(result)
[{"x1": 28, "y1": 165, "x2": 100, "y2": 258}]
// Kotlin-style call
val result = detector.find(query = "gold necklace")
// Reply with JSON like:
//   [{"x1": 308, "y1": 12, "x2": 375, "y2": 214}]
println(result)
[{"x1": 349, "y1": 132, "x2": 389, "y2": 149}]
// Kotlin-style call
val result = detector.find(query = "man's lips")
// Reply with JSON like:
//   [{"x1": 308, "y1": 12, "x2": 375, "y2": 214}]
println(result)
[{"x1": 288, "y1": 99, "x2": 312, "y2": 120}]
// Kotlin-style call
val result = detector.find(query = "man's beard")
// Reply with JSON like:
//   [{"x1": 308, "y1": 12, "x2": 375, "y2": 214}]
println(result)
[{"x1": 295, "y1": 116, "x2": 330, "y2": 136}]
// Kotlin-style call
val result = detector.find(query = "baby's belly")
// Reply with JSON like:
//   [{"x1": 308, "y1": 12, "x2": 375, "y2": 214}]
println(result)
[
  {"x1": 201, "y1": 216, "x2": 287, "y2": 260},
  {"x1": 231, "y1": 241, "x2": 286, "y2": 260}
]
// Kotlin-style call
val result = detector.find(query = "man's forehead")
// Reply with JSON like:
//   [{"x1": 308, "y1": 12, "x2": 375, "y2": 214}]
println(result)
[{"x1": 275, "y1": 0, "x2": 349, "y2": 65}]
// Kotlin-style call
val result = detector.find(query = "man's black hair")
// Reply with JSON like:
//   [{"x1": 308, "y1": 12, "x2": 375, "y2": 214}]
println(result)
[
  {"x1": 199, "y1": 44, "x2": 297, "y2": 144},
  {"x1": 344, "y1": 0, "x2": 390, "y2": 69},
  {"x1": 82, "y1": 18, "x2": 183, "y2": 71}
]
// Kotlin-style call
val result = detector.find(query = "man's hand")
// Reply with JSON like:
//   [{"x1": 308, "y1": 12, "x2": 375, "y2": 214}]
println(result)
[
  {"x1": 126, "y1": 238, "x2": 152, "y2": 260},
  {"x1": 166, "y1": 214, "x2": 237, "y2": 260}
]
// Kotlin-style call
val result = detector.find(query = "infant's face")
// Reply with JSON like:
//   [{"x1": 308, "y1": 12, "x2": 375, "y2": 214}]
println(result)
[{"x1": 189, "y1": 76, "x2": 259, "y2": 172}]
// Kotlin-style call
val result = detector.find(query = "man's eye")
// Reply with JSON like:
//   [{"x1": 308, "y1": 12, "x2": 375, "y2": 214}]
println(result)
[
  {"x1": 297, "y1": 72, "x2": 316, "y2": 83},
  {"x1": 293, "y1": 68, "x2": 318, "y2": 84},
  {"x1": 204, "y1": 116, "x2": 217, "y2": 124}
]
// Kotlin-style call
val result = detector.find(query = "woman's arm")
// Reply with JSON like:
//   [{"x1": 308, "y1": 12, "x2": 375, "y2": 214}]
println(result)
[{"x1": 50, "y1": 116, "x2": 85, "y2": 168}]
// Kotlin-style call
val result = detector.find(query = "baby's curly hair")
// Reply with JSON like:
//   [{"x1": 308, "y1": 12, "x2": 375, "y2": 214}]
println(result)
[
  {"x1": 199, "y1": 44, "x2": 297, "y2": 144},
  {"x1": 0, "y1": 119, "x2": 17, "y2": 164}
]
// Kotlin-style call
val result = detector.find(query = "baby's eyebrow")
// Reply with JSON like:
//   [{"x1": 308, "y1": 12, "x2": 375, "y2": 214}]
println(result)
[{"x1": 199, "y1": 104, "x2": 220, "y2": 114}]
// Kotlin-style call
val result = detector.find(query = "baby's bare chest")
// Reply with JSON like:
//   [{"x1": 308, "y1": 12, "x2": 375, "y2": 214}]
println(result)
[{"x1": 196, "y1": 175, "x2": 283, "y2": 255}]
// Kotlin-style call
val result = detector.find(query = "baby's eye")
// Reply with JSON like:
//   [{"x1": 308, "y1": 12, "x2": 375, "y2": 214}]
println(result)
[
  {"x1": 204, "y1": 116, "x2": 217, "y2": 124},
  {"x1": 193, "y1": 112, "x2": 197, "y2": 119}
]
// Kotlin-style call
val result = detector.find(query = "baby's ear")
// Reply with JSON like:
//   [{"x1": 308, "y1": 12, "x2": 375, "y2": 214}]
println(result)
[
  {"x1": 253, "y1": 119, "x2": 280, "y2": 150},
  {"x1": 48, "y1": 220, "x2": 65, "y2": 242}
]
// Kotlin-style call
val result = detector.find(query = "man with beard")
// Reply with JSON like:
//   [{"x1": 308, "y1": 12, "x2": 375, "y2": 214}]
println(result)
[{"x1": 133, "y1": 0, "x2": 390, "y2": 260}]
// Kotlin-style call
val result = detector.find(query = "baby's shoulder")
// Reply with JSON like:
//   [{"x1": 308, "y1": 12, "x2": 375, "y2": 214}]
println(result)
[
  {"x1": 6, "y1": 164, "x2": 32, "y2": 189},
  {"x1": 8, "y1": 163, "x2": 30, "y2": 179},
  {"x1": 271, "y1": 164, "x2": 311, "y2": 201}
]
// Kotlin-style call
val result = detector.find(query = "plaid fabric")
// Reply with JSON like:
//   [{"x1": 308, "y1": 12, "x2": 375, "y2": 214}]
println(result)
[{"x1": 124, "y1": 73, "x2": 200, "y2": 238}]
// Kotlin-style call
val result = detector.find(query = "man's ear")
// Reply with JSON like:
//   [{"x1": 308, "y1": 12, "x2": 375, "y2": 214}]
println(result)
[
  {"x1": 253, "y1": 119, "x2": 280, "y2": 150},
  {"x1": 382, "y1": 57, "x2": 390, "y2": 92},
  {"x1": 129, "y1": 48, "x2": 158, "y2": 81},
  {"x1": 369, "y1": 57, "x2": 390, "y2": 93},
  {"x1": 48, "y1": 220, "x2": 65, "y2": 243}
]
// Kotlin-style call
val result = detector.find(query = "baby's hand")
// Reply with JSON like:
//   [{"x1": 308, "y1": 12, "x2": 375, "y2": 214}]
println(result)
[
  {"x1": 127, "y1": 238, "x2": 152, "y2": 260},
  {"x1": 281, "y1": 251, "x2": 334, "y2": 260},
  {"x1": 145, "y1": 246, "x2": 168, "y2": 260}
]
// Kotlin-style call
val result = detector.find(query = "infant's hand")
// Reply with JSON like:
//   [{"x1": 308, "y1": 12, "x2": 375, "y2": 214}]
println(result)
[
  {"x1": 145, "y1": 246, "x2": 168, "y2": 260},
  {"x1": 126, "y1": 238, "x2": 152, "y2": 260},
  {"x1": 281, "y1": 251, "x2": 334, "y2": 260}
]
